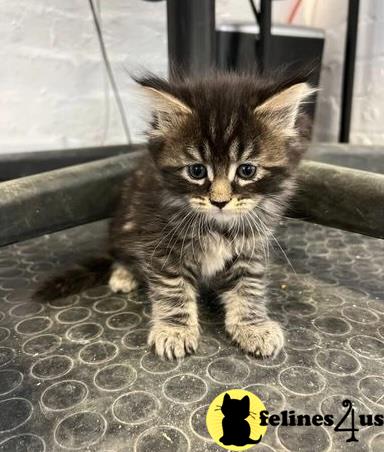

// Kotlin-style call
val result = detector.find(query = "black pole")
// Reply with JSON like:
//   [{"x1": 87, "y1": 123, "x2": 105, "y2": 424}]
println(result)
[
  {"x1": 339, "y1": 0, "x2": 360, "y2": 143},
  {"x1": 166, "y1": 0, "x2": 216, "y2": 77},
  {"x1": 258, "y1": 0, "x2": 272, "y2": 73}
]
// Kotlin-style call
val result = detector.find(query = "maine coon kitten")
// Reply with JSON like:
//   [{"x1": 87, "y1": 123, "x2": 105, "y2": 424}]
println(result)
[{"x1": 37, "y1": 71, "x2": 314, "y2": 360}]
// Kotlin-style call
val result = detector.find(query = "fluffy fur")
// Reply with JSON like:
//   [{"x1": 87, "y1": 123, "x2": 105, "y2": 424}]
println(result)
[{"x1": 37, "y1": 71, "x2": 314, "y2": 360}]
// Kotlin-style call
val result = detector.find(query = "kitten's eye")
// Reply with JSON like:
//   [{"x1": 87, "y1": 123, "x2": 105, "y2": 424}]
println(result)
[
  {"x1": 237, "y1": 164, "x2": 257, "y2": 179},
  {"x1": 188, "y1": 163, "x2": 207, "y2": 180}
]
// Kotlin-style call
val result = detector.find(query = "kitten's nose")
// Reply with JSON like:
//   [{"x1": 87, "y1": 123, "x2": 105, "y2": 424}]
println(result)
[{"x1": 210, "y1": 200, "x2": 229, "y2": 209}]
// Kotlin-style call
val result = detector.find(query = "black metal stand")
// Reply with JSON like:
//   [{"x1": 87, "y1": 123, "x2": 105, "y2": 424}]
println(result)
[
  {"x1": 258, "y1": 0, "x2": 272, "y2": 72},
  {"x1": 166, "y1": 0, "x2": 360, "y2": 143},
  {"x1": 166, "y1": 0, "x2": 215, "y2": 76},
  {"x1": 339, "y1": 0, "x2": 360, "y2": 143}
]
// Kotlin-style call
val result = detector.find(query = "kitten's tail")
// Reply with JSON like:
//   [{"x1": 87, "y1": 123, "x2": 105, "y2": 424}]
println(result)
[
  {"x1": 248, "y1": 436, "x2": 262, "y2": 444},
  {"x1": 33, "y1": 256, "x2": 113, "y2": 302}
]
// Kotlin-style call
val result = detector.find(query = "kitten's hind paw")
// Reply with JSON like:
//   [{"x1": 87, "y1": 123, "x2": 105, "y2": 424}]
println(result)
[
  {"x1": 227, "y1": 320, "x2": 284, "y2": 359},
  {"x1": 148, "y1": 323, "x2": 200, "y2": 360},
  {"x1": 108, "y1": 265, "x2": 137, "y2": 293}
]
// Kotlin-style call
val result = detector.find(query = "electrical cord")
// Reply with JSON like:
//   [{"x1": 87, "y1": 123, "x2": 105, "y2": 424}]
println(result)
[
  {"x1": 287, "y1": 0, "x2": 302, "y2": 24},
  {"x1": 88, "y1": 0, "x2": 132, "y2": 144},
  {"x1": 249, "y1": 0, "x2": 261, "y2": 27},
  {"x1": 95, "y1": 0, "x2": 111, "y2": 145}
]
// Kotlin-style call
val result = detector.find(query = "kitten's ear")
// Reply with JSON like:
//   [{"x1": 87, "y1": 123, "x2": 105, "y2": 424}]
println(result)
[
  {"x1": 142, "y1": 86, "x2": 192, "y2": 116},
  {"x1": 136, "y1": 77, "x2": 192, "y2": 135},
  {"x1": 254, "y1": 83, "x2": 316, "y2": 137},
  {"x1": 223, "y1": 393, "x2": 231, "y2": 404},
  {"x1": 241, "y1": 395, "x2": 250, "y2": 410}
]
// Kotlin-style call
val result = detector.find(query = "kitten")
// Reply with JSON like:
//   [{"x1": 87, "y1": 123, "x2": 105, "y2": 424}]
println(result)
[
  {"x1": 36, "y1": 71, "x2": 314, "y2": 360},
  {"x1": 219, "y1": 393, "x2": 262, "y2": 446}
]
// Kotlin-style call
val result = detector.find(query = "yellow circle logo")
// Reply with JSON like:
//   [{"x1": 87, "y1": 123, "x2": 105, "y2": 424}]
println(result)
[{"x1": 206, "y1": 389, "x2": 268, "y2": 450}]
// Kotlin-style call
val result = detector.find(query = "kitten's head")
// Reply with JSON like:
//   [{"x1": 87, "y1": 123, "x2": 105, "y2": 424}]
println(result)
[
  {"x1": 137, "y1": 71, "x2": 314, "y2": 225},
  {"x1": 221, "y1": 393, "x2": 250, "y2": 419}
]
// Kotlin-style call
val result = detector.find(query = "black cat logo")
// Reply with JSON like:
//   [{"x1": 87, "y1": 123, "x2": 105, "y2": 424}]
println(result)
[{"x1": 219, "y1": 393, "x2": 262, "y2": 446}]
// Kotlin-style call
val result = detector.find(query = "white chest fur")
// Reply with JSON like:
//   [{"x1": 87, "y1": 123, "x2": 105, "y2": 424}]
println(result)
[{"x1": 200, "y1": 233, "x2": 233, "y2": 278}]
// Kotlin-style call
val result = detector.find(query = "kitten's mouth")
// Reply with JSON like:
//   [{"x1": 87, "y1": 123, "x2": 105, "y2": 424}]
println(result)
[
  {"x1": 189, "y1": 199, "x2": 255, "y2": 224},
  {"x1": 206, "y1": 208, "x2": 239, "y2": 224},
  {"x1": 190, "y1": 204, "x2": 249, "y2": 219}
]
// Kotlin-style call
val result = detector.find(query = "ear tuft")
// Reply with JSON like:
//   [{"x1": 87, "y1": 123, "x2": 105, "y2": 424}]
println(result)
[
  {"x1": 134, "y1": 75, "x2": 192, "y2": 136},
  {"x1": 134, "y1": 74, "x2": 191, "y2": 114},
  {"x1": 255, "y1": 82, "x2": 316, "y2": 136},
  {"x1": 141, "y1": 86, "x2": 192, "y2": 116}
]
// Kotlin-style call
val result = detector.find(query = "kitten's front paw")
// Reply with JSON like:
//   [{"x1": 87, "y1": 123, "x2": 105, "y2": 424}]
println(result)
[
  {"x1": 108, "y1": 265, "x2": 137, "y2": 293},
  {"x1": 227, "y1": 320, "x2": 284, "y2": 358},
  {"x1": 148, "y1": 323, "x2": 200, "y2": 360}
]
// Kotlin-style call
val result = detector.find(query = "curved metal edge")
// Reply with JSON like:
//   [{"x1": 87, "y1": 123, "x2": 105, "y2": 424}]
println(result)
[
  {"x1": 0, "y1": 151, "x2": 383, "y2": 247},
  {"x1": 290, "y1": 161, "x2": 384, "y2": 239},
  {"x1": 0, "y1": 151, "x2": 143, "y2": 247}
]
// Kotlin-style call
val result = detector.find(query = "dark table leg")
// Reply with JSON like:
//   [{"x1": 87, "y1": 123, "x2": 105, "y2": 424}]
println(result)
[
  {"x1": 258, "y1": 0, "x2": 272, "y2": 73},
  {"x1": 339, "y1": 0, "x2": 360, "y2": 143},
  {"x1": 166, "y1": 0, "x2": 216, "y2": 77}
]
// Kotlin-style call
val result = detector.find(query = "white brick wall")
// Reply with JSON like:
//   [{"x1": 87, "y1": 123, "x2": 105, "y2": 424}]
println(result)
[
  {"x1": 0, "y1": 0, "x2": 383, "y2": 153},
  {"x1": 0, "y1": 0, "x2": 168, "y2": 152},
  {"x1": 292, "y1": 0, "x2": 384, "y2": 144},
  {"x1": 351, "y1": 0, "x2": 384, "y2": 144},
  {"x1": 218, "y1": 0, "x2": 384, "y2": 144}
]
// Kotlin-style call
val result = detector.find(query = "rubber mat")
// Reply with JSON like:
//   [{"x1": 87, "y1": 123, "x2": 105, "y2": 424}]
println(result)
[{"x1": 0, "y1": 220, "x2": 383, "y2": 451}]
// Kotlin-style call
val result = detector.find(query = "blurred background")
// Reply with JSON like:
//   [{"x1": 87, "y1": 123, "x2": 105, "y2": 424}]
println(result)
[{"x1": 0, "y1": 0, "x2": 383, "y2": 154}]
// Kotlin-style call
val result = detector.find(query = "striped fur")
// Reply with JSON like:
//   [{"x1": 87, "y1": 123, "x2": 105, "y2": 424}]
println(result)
[
  {"x1": 107, "y1": 71, "x2": 314, "y2": 359},
  {"x1": 35, "y1": 71, "x2": 312, "y2": 360}
]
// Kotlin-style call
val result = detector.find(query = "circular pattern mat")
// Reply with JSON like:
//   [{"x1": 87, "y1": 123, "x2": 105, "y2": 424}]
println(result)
[{"x1": 0, "y1": 219, "x2": 383, "y2": 451}]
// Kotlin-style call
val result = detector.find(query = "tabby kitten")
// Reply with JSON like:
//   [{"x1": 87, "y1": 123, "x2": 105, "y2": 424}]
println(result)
[
  {"x1": 107, "y1": 71, "x2": 314, "y2": 360},
  {"x1": 37, "y1": 71, "x2": 313, "y2": 360}
]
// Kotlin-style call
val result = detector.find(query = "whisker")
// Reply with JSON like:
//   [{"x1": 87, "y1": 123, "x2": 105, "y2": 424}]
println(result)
[
  {"x1": 251, "y1": 209, "x2": 297, "y2": 277},
  {"x1": 243, "y1": 213, "x2": 256, "y2": 265},
  {"x1": 191, "y1": 213, "x2": 198, "y2": 263},
  {"x1": 150, "y1": 206, "x2": 190, "y2": 261},
  {"x1": 161, "y1": 210, "x2": 196, "y2": 269},
  {"x1": 246, "y1": 211, "x2": 269, "y2": 265},
  {"x1": 179, "y1": 212, "x2": 198, "y2": 264}
]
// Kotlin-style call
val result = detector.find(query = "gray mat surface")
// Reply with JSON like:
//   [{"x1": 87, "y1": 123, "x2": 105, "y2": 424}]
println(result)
[{"x1": 0, "y1": 220, "x2": 383, "y2": 451}]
